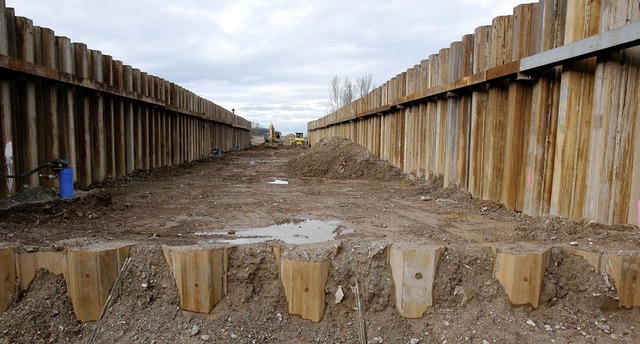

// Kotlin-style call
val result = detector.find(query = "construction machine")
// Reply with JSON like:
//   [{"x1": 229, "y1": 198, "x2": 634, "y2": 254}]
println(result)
[
  {"x1": 265, "y1": 122, "x2": 281, "y2": 148},
  {"x1": 294, "y1": 132, "x2": 308, "y2": 146}
]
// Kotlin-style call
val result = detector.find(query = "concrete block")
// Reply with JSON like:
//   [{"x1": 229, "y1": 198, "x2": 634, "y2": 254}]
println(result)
[
  {"x1": 493, "y1": 246, "x2": 549, "y2": 308},
  {"x1": 279, "y1": 248, "x2": 331, "y2": 323},
  {"x1": 389, "y1": 243, "x2": 443, "y2": 318},
  {"x1": 163, "y1": 245, "x2": 229, "y2": 314}
]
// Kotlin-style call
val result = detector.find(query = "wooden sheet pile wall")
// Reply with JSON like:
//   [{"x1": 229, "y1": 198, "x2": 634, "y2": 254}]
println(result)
[
  {"x1": 0, "y1": 1, "x2": 251, "y2": 197},
  {"x1": 308, "y1": 0, "x2": 640, "y2": 226}
]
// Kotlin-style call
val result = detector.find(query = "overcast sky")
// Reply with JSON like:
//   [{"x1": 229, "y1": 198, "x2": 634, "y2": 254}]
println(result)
[{"x1": 6, "y1": 0, "x2": 532, "y2": 134}]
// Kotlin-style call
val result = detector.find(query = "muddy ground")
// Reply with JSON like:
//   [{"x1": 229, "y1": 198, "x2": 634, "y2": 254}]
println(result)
[{"x1": 1, "y1": 138, "x2": 639, "y2": 343}]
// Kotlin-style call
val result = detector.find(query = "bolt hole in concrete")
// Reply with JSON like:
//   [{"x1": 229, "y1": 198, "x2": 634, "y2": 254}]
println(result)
[
  {"x1": 415, "y1": 272, "x2": 424, "y2": 280},
  {"x1": 523, "y1": 277, "x2": 529, "y2": 282},
  {"x1": 195, "y1": 219, "x2": 352, "y2": 245}
]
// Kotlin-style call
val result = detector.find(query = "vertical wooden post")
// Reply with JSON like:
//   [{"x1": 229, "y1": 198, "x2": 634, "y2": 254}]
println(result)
[
  {"x1": 112, "y1": 60, "x2": 126, "y2": 177},
  {"x1": 457, "y1": 35, "x2": 474, "y2": 189},
  {"x1": 149, "y1": 105, "x2": 156, "y2": 168},
  {"x1": 502, "y1": 4, "x2": 535, "y2": 211},
  {"x1": 91, "y1": 49, "x2": 106, "y2": 182},
  {"x1": 469, "y1": 26, "x2": 490, "y2": 198},
  {"x1": 424, "y1": 57, "x2": 436, "y2": 178},
  {"x1": 15, "y1": 17, "x2": 39, "y2": 187},
  {"x1": 123, "y1": 65, "x2": 134, "y2": 173},
  {"x1": 628, "y1": 80, "x2": 640, "y2": 225},
  {"x1": 486, "y1": 16, "x2": 513, "y2": 202},
  {"x1": 0, "y1": 4, "x2": 15, "y2": 196},
  {"x1": 57, "y1": 36, "x2": 77, "y2": 182},
  {"x1": 73, "y1": 42, "x2": 92, "y2": 186},
  {"x1": 141, "y1": 72, "x2": 150, "y2": 170},
  {"x1": 133, "y1": 69, "x2": 143, "y2": 170},
  {"x1": 435, "y1": 49, "x2": 449, "y2": 177},
  {"x1": 165, "y1": 81, "x2": 173, "y2": 166},
  {"x1": 172, "y1": 110, "x2": 180, "y2": 165},
  {"x1": 444, "y1": 42, "x2": 462, "y2": 186},
  {"x1": 102, "y1": 55, "x2": 117, "y2": 178},
  {"x1": 149, "y1": 77, "x2": 157, "y2": 169},
  {"x1": 154, "y1": 77, "x2": 162, "y2": 167},
  {"x1": 39, "y1": 28, "x2": 59, "y2": 189},
  {"x1": 396, "y1": 109, "x2": 405, "y2": 171}
]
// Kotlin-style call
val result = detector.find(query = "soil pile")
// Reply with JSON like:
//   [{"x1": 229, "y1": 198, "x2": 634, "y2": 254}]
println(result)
[
  {"x1": 286, "y1": 137, "x2": 405, "y2": 181},
  {"x1": 0, "y1": 186, "x2": 58, "y2": 210},
  {"x1": 0, "y1": 269, "x2": 84, "y2": 343}
]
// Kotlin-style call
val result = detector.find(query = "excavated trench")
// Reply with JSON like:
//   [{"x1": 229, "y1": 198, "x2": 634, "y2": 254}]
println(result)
[{"x1": 1, "y1": 142, "x2": 640, "y2": 343}]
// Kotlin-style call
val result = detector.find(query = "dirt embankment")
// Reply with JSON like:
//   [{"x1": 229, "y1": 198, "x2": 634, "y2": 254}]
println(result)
[{"x1": 286, "y1": 137, "x2": 405, "y2": 181}]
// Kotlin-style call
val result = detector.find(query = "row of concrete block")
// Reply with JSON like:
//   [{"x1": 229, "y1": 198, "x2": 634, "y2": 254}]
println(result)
[{"x1": 1, "y1": 241, "x2": 638, "y2": 323}]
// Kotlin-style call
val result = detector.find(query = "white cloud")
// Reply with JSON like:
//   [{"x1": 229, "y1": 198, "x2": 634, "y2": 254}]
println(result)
[{"x1": 269, "y1": 6, "x2": 312, "y2": 28}]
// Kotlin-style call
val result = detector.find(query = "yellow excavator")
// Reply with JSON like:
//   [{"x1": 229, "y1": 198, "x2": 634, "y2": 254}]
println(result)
[{"x1": 265, "y1": 122, "x2": 281, "y2": 148}]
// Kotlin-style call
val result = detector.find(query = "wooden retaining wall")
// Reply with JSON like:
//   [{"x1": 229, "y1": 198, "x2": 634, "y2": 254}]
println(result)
[
  {"x1": 308, "y1": 0, "x2": 640, "y2": 226},
  {"x1": 0, "y1": 1, "x2": 251, "y2": 198}
]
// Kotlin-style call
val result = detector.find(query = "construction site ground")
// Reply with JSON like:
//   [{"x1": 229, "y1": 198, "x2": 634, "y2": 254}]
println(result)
[{"x1": 1, "y1": 137, "x2": 639, "y2": 343}]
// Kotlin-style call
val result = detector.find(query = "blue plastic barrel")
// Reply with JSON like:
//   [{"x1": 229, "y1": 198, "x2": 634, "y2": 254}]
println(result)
[{"x1": 59, "y1": 168, "x2": 74, "y2": 199}]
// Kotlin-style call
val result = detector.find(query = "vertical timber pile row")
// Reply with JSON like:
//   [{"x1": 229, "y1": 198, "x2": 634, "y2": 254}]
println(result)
[
  {"x1": 308, "y1": 0, "x2": 640, "y2": 226},
  {"x1": 0, "y1": 0, "x2": 251, "y2": 198}
]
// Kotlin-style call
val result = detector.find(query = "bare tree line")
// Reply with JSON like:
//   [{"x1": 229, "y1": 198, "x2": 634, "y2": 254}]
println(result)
[{"x1": 327, "y1": 73, "x2": 373, "y2": 114}]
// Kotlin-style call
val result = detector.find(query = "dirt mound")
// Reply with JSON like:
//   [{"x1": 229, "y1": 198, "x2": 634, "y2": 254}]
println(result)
[
  {"x1": 0, "y1": 186, "x2": 58, "y2": 210},
  {"x1": 286, "y1": 137, "x2": 405, "y2": 181},
  {"x1": 0, "y1": 269, "x2": 83, "y2": 343}
]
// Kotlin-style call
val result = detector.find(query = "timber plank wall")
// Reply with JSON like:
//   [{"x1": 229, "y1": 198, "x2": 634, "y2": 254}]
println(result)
[
  {"x1": 0, "y1": 0, "x2": 251, "y2": 198},
  {"x1": 308, "y1": 0, "x2": 640, "y2": 226}
]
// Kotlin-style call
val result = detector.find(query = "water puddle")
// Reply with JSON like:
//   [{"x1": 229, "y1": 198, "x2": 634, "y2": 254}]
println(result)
[
  {"x1": 194, "y1": 219, "x2": 350, "y2": 245},
  {"x1": 268, "y1": 179, "x2": 289, "y2": 185}
]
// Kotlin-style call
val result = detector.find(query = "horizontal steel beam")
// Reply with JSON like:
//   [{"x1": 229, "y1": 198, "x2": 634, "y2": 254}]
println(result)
[{"x1": 520, "y1": 21, "x2": 640, "y2": 71}]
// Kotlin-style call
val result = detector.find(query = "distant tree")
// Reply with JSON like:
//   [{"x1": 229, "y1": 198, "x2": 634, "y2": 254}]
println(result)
[
  {"x1": 250, "y1": 123, "x2": 269, "y2": 137},
  {"x1": 341, "y1": 77, "x2": 354, "y2": 108},
  {"x1": 327, "y1": 73, "x2": 373, "y2": 114},
  {"x1": 356, "y1": 73, "x2": 373, "y2": 99},
  {"x1": 328, "y1": 75, "x2": 341, "y2": 114}
]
